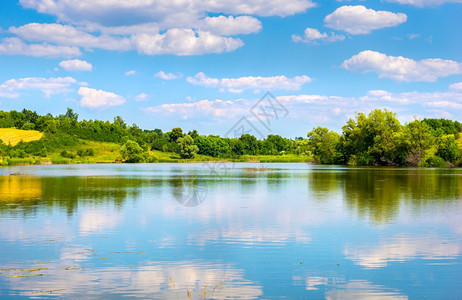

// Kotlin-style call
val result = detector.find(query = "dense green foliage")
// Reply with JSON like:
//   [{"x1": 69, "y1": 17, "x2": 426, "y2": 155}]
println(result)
[
  {"x1": 306, "y1": 110, "x2": 462, "y2": 166},
  {"x1": 177, "y1": 135, "x2": 199, "y2": 158},
  {"x1": 120, "y1": 140, "x2": 146, "y2": 163},
  {"x1": 1, "y1": 108, "x2": 461, "y2": 167}
]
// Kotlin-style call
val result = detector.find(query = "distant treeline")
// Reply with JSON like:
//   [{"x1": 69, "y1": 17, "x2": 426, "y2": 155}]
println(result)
[{"x1": 0, "y1": 108, "x2": 461, "y2": 167}]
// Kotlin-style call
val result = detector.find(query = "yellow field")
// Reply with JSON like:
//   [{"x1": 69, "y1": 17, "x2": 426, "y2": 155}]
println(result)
[{"x1": 0, "y1": 128, "x2": 43, "y2": 146}]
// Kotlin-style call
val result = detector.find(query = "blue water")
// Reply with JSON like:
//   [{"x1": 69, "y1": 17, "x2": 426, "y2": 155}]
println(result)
[{"x1": 0, "y1": 163, "x2": 461, "y2": 299}]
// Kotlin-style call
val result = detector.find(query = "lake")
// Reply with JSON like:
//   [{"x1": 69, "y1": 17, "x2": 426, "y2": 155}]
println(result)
[{"x1": 0, "y1": 163, "x2": 461, "y2": 299}]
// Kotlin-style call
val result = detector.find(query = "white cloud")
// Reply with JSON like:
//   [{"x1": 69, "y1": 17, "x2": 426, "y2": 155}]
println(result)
[
  {"x1": 125, "y1": 70, "x2": 137, "y2": 76},
  {"x1": 450, "y1": 82, "x2": 462, "y2": 90},
  {"x1": 385, "y1": 0, "x2": 462, "y2": 7},
  {"x1": 142, "y1": 99, "x2": 248, "y2": 120},
  {"x1": 142, "y1": 83, "x2": 462, "y2": 124},
  {"x1": 342, "y1": 50, "x2": 462, "y2": 81},
  {"x1": 186, "y1": 72, "x2": 312, "y2": 92},
  {"x1": 198, "y1": 15, "x2": 262, "y2": 35},
  {"x1": 292, "y1": 27, "x2": 345, "y2": 44},
  {"x1": 59, "y1": 59, "x2": 93, "y2": 71},
  {"x1": 426, "y1": 101, "x2": 462, "y2": 109},
  {"x1": 19, "y1": 0, "x2": 316, "y2": 26},
  {"x1": 0, "y1": 37, "x2": 81, "y2": 58},
  {"x1": 131, "y1": 29, "x2": 244, "y2": 56},
  {"x1": 324, "y1": 5, "x2": 407, "y2": 35},
  {"x1": 10, "y1": 23, "x2": 132, "y2": 51},
  {"x1": 154, "y1": 71, "x2": 183, "y2": 80},
  {"x1": 0, "y1": 76, "x2": 77, "y2": 98},
  {"x1": 5, "y1": 1, "x2": 316, "y2": 58},
  {"x1": 78, "y1": 87, "x2": 126, "y2": 109},
  {"x1": 134, "y1": 93, "x2": 150, "y2": 101}
]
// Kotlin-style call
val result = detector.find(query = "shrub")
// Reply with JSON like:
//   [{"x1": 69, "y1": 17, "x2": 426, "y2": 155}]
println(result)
[
  {"x1": 60, "y1": 150, "x2": 76, "y2": 159},
  {"x1": 419, "y1": 155, "x2": 447, "y2": 167},
  {"x1": 120, "y1": 140, "x2": 146, "y2": 163}
]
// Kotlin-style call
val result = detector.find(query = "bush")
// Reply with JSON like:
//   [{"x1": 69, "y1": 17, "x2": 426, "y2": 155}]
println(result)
[
  {"x1": 21, "y1": 122, "x2": 36, "y2": 130},
  {"x1": 120, "y1": 140, "x2": 146, "y2": 163},
  {"x1": 77, "y1": 148, "x2": 95, "y2": 157},
  {"x1": 419, "y1": 155, "x2": 447, "y2": 167},
  {"x1": 60, "y1": 150, "x2": 76, "y2": 159}
]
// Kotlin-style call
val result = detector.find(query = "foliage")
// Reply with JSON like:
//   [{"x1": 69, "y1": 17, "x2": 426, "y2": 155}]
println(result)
[
  {"x1": 77, "y1": 148, "x2": 95, "y2": 157},
  {"x1": 1, "y1": 108, "x2": 461, "y2": 167},
  {"x1": 404, "y1": 120, "x2": 434, "y2": 165},
  {"x1": 436, "y1": 136, "x2": 460, "y2": 163},
  {"x1": 177, "y1": 135, "x2": 199, "y2": 159},
  {"x1": 423, "y1": 118, "x2": 462, "y2": 137},
  {"x1": 419, "y1": 155, "x2": 447, "y2": 167},
  {"x1": 194, "y1": 135, "x2": 230, "y2": 157},
  {"x1": 120, "y1": 140, "x2": 146, "y2": 163},
  {"x1": 60, "y1": 150, "x2": 76, "y2": 159},
  {"x1": 340, "y1": 109, "x2": 407, "y2": 166},
  {"x1": 307, "y1": 127, "x2": 340, "y2": 164}
]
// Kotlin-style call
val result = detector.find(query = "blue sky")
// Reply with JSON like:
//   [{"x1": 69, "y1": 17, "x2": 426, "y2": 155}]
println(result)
[{"x1": 1, "y1": 0, "x2": 461, "y2": 138}]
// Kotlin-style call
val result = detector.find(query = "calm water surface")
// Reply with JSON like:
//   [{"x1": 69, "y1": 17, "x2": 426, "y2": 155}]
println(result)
[{"x1": 0, "y1": 163, "x2": 461, "y2": 299}]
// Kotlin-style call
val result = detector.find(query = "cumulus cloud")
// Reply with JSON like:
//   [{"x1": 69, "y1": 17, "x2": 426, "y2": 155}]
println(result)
[
  {"x1": 10, "y1": 23, "x2": 132, "y2": 51},
  {"x1": 59, "y1": 59, "x2": 93, "y2": 71},
  {"x1": 7, "y1": 0, "x2": 316, "y2": 57},
  {"x1": 0, "y1": 76, "x2": 77, "y2": 98},
  {"x1": 292, "y1": 27, "x2": 345, "y2": 44},
  {"x1": 324, "y1": 5, "x2": 407, "y2": 35},
  {"x1": 154, "y1": 71, "x2": 183, "y2": 80},
  {"x1": 198, "y1": 16, "x2": 262, "y2": 35},
  {"x1": 186, "y1": 72, "x2": 312, "y2": 92},
  {"x1": 0, "y1": 37, "x2": 81, "y2": 58},
  {"x1": 19, "y1": 0, "x2": 316, "y2": 26},
  {"x1": 131, "y1": 29, "x2": 244, "y2": 55},
  {"x1": 342, "y1": 50, "x2": 462, "y2": 81},
  {"x1": 78, "y1": 87, "x2": 126, "y2": 109},
  {"x1": 385, "y1": 0, "x2": 462, "y2": 7}
]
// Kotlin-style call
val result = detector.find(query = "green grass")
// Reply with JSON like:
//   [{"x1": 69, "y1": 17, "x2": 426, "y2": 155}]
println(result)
[
  {"x1": 46, "y1": 140, "x2": 122, "y2": 164},
  {"x1": 1, "y1": 133, "x2": 314, "y2": 167}
]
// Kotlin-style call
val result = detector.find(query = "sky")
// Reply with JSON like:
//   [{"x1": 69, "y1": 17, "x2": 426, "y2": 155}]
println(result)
[{"x1": 0, "y1": 0, "x2": 462, "y2": 138}]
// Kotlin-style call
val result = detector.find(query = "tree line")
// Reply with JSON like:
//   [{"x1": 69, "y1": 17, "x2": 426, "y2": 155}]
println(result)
[{"x1": 0, "y1": 108, "x2": 461, "y2": 167}]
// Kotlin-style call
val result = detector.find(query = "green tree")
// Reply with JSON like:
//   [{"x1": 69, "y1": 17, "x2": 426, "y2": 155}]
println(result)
[
  {"x1": 114, "y1": 116, "x2": 127, "y2": 129},
  {"x1": 340, "y1": 109, "x2": 405, "y2": 165},
  {"x1": 65, "y1": 108, "x2": 79, "y2": 121},
  {"x1": 307, "y1": 127, "x2": 340, "y2": 164},
  {"x1": 404, "y1": 120, "x2": 434, "y2": 165},
  {"x1": 188, "y1": 130, "x2": 199, "y2": 139},
  {"x1": 436, "y1": 136, "x2": 460, "y2": 163},
  {"x1": 120, "y1": 140, "x2": 146, "y2": 163},
  {"x1": 169, "y1": 127, "x2": 184, "y2": 143},
  {"x1": 177, "y1": 135, "x2": 199, "y2": 158},
  {"x1": 239, "y1": 134, "x2": 258, "y2": 155},
  {"x1": 194, "y1": 135, "x2": 230, "y2": 157}
]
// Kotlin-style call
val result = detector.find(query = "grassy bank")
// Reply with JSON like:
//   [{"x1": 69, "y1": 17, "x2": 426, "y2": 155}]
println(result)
[{"x1": 1, "y1": 136, "x2": 313, "y2": 167}]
